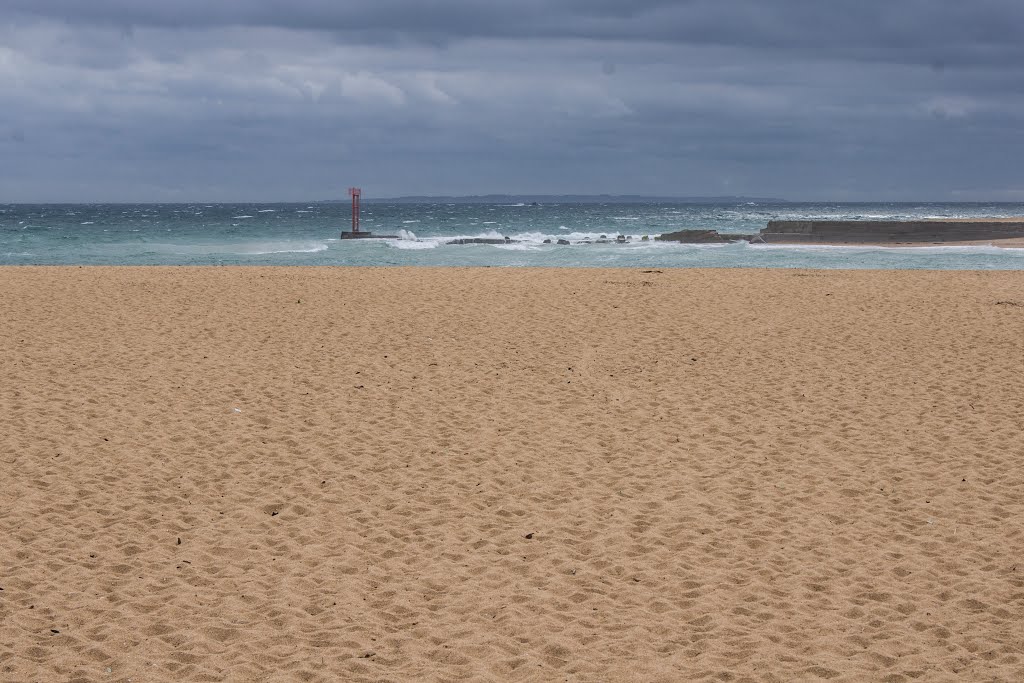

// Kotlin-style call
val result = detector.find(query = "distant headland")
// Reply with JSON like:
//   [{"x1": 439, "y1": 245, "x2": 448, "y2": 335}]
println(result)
[{"x1": 324, "y1": 194, "x2": 789, "y2": 204}]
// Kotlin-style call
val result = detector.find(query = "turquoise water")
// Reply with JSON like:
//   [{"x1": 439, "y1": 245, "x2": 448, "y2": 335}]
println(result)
[{"x1": 3, "y1": 202, "x2": 1024, "y2": 269}]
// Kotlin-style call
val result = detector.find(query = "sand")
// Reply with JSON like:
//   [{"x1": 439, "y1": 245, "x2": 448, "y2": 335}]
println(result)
[{"x1": 1, "y1": 266, "x2": 1022, "y2": 682}]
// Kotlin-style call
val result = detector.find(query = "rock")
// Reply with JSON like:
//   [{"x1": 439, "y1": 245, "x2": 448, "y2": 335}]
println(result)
[
  {"x1": 557, "y1": 239, "x2": 570, "y2": 245},
  {"x1": 655, "y1": 230, "x2": 725, "y2": 243}
]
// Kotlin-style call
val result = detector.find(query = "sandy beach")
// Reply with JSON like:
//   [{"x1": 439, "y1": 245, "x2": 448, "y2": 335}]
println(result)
[{"x1": 1, "y1": 266, "x2": 1022, "y2": 682}]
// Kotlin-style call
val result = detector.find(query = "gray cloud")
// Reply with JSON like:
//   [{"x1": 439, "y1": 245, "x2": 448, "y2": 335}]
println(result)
[
  {"x1": 2, "y1": 1, "x2": 1024, "y2": 201},
  {"x1": 11, "y1": 1, "x2": 1024, "y2": 61}
]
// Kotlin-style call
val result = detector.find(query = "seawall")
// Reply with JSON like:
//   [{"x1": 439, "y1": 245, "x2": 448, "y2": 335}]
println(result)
[{"x1": 761, "y1": 220, "x2": 1024, "y2": 243}]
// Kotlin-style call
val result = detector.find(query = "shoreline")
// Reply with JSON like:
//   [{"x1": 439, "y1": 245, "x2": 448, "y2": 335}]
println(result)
[{"x1": 3, "y1": 267, "x2": 1023, "y2": 681}]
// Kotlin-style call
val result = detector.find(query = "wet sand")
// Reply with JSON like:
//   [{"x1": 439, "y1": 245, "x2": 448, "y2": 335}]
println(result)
[{"x1": 1, "y1": 266, "x2": 1023, "y2": 682}]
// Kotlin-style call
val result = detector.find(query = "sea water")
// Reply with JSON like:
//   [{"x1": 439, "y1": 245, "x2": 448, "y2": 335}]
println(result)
[{"x1": 2, "y1": 202, "x2": 1024, "y2": 269}]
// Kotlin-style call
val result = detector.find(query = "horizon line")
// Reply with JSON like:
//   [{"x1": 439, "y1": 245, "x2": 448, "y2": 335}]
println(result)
[{"x1": 6, "y1": 196, "x2": 1024, "y2": 205}]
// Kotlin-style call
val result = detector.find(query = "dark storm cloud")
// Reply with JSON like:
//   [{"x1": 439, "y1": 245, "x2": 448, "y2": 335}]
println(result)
[
  {"x1": 2, "y1": 1, "x2": 1024, "y2": 201},
  {"x1": 10, "y1": 0, "x2": 1024, "y2": 62}
]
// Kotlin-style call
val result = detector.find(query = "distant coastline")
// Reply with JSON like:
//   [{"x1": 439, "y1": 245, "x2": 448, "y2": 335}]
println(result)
[{"x1": 326, "y1": 194, "x2": 790, "y2": 204}]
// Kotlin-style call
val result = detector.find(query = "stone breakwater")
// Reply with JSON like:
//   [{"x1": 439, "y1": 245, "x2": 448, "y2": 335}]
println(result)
[{"x1": 654, "y1": 230, "x2": 753, "y2": 243}]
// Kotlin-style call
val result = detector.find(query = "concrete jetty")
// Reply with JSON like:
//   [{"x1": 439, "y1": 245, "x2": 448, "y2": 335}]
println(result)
[
  {"x1": 650, "y1": 220, "x2": 1024, "y2": 245},
  {"x1": 760, "y1": 220, "x2": 1024, "y2": 244}
]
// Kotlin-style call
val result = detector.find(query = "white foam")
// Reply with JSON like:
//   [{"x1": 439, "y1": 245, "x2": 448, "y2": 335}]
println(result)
[
  {"x1": 145, "y1": 241, "x2": 329, "y2": 256},
  {"x1": 386, "y1": 229, "x2": 522, "y2": 250},
  {"x1": 258, "y1": 209, "x2": 276, "y2": 213},
  {"x1": 242, "y1": 242, "x2": 328, "y2": 254},
  {"x1": 380, "y1": 230, "x2": 668, "y2": 249},
  {"x1": 233, "y1": 215, "x2": 254, "y2": 219},
  {"x1": 639, "y1": 240, "x2": 732, "y2": 250},
  {"x1": 495, "y1": 244, "x2": 542, "y2": 251},
  {"x1": 80, "y1": 221, "x2": 94, "y2": 225},
  {"x1": 473, "y1": 230, "x2": 506, "y2": 240},
  {"x1": 503, "y1": 231, "x2": 552, "y2": 242},
  {"x1": 390, "y1": 237, "x2": 438, "y2": 249}
]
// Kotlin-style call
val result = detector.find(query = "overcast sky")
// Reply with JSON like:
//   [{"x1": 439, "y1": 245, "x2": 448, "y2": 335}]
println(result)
[{"x1": 2, "y1": 1, "x2": 1024, "y2": 202}]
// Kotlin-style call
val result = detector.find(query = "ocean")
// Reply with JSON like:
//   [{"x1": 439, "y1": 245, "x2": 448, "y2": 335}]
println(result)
[{"x1": 3, "y1": 201, "x2": 1024, "y2": 269}]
